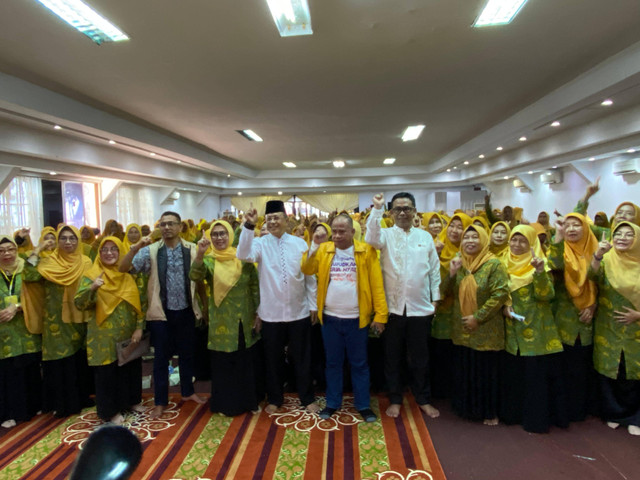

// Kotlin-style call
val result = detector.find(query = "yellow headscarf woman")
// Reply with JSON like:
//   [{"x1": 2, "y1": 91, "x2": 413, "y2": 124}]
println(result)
[
  {"x1": 471, "y1": 216, "x2": 491, "y2": 234},
  {"x1": 84, "y1": 237, "x2": 142, "y2": 326},
  {"x1": 422, "y1": 212, "x2": 445, "y2": 239},
  {"x1": 506, "y1": 225, "x2": 549, "y2": 292},
  {"x1": 207, "y1": 220, "x2": 243, "y2": 307},
  {"x1": 438, "y1": 212, "x2": 472, "y2": 270},
  {"x1": 36, "y1": 225, "x2": 92, "y2": 324},
  {"x1": 562, "y1": 213, "x2": 599, "y2": 310},
  {"x1": 37, "y1": 227, "x2": 57, "y2": 258},
  {"x1": 489, "y1": 221, "x2": 511, "y2": 266},
  {"x1": 123, "y1": 223, "x2": 142, "y2": 254},
  {"x1": 603, "y1": 222, "x2": 640, "y2": 311},
  {"x1": 612, "y1": 202, "x2": 640, "y2": 228},
  {"x1": 459, "y1": 226, "x2": 496, "y2": 317}
]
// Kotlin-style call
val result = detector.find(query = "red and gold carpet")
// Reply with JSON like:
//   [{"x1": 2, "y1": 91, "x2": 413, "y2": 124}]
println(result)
[{"x1": 0, "y1": 394, "x2": 446, "y2": 480}]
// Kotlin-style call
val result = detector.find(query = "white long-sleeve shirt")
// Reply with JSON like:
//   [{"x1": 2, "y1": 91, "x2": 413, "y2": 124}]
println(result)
[
  {"x1": 365, "y1": 207, "x2": 441, "y2": 316},
  {"x1": 236, "y1": 226, "x2": 317, "y2": 322}
]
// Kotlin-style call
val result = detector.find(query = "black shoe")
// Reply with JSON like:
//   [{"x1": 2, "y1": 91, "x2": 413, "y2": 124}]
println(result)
[
  {"x1": 318, "y1": 407, "x2": 337, "y2": 420},
  {"x1": 358, "y1": 408, "x2": 377, "y2": 423}
]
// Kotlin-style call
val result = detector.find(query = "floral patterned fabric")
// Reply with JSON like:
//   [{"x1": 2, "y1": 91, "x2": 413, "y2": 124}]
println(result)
[{"x1": 0, "y1": 272, "x2": 41, "y2": 359}]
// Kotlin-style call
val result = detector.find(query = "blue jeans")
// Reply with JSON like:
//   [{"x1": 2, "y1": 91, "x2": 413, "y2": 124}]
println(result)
[{"x1": 322, "y1": 314, "x2": 370, "y2": 411}]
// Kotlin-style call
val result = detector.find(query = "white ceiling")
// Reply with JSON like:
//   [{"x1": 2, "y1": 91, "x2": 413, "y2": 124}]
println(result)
[{"x1": 2, "y1": 0, "x2": 640, "y2": 194}]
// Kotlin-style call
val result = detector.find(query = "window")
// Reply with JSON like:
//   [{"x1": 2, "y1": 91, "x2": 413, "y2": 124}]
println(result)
[{"x1": 0, "y1": 176, "x2": 44, "y2": 241}]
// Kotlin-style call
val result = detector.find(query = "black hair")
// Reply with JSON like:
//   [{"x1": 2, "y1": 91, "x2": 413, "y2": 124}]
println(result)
[
  {"x1": 160, "y1": 211, "x2": 181, "y2": 222},
  {"x1": 390, "y1": 192, "x2": 416, "y2": 208}
]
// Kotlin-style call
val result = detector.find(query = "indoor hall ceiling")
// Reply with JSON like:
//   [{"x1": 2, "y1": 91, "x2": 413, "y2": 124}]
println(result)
[{"x1": 1, "y1": 0, "x2": 640, "y2": 177}]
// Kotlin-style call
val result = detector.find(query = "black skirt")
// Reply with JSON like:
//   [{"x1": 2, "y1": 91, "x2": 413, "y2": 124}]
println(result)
[
  {"x1": 451, "y1": 345, "x2": 500, "y2": 421},
  {"x1": 561, "y1": 341, "x2": 599, "y2": 422},
  {"x1": 600, "y1": 353, "x2": 640, "y2": 427},
  {"x1": 42, "y1": 349, "x2": 93, "y2": 418},
  {"x1": 500, "y1": 351, "x2": 569, "y2": 433},
  {"x1": 94, "y1": 358, "x2": 142, "y2": 421},
  {"x1": 430, "y1": 337, "x2": 454, "y2": 399},
  {"x1": 0, "y1": 352, "x2": 42, "y2": 423}
]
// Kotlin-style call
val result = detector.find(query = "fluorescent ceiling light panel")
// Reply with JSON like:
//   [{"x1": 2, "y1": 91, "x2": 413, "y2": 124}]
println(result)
[
  {"x1": 237, "y1": 129, "x2": 263, "y2": 142},
  {"x1": 474, "y1": 0, "x2": 529, "y2": 27},
  {"x1": 601, "y1": 99, "x2": 613, "y2": 106},
  {"x1": 401, "y1": 125, "x2": 425, "y2": 142},
  {"x1": 333, "y1": 160, "x2": 345, "y2": 168},
  {"x1": 266, "y1": 0, "x2": 313, "y2": 37},
  {"x1": 283, "y1": 162, "x2": 297, "y2": 168},
  {"x1": 383, "y1": 158, "x2": 396, "y2": 165},
  {"x1": 35, "y1": 0, "x2": 129, "y2": 45}
]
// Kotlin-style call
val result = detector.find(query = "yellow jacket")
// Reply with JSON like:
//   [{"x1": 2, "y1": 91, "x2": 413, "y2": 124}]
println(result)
[{"x1": 301, "y1": 240, "x2": 388, "y2": 328}]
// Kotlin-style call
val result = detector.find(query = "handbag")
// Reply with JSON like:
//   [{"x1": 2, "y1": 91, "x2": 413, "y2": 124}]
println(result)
[{"x1": 116, "y1": 332, "x2": 150, "y2": 367}]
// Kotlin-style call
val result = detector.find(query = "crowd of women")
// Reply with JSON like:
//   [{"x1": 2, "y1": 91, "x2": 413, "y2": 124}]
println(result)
[{"x1": 1, "y1": 181, "x2": 639, "y2": 438}]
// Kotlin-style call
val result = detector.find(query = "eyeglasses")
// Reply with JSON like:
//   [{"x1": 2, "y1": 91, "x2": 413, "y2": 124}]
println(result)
[
  {"x1": 100, "y1": 247, "x2": 119, "y2": 254},
  {"x1": 391, "y1": 206, "x2": 416, "y2": 215},
  {"x1": 159, "y1": 221, "x2": 179, "y2": 227},
  {"x1": 613, "y1": 232, "x2": 635, "y2": 239},
  {"x1": 0, "y1": 247, "x2": 17, "y2": 255},
  {"x1": 210, "y1": 232, "x2": 229, "y2": 238},
  {"x1": 59, "y1": 236, "x2": 78, "y2": 243}
]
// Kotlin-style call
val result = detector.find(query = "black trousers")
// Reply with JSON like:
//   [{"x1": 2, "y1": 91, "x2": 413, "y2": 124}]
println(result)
[
  {"x1": 600, "y1": 353, "x2": 640, "y2": 427},
  {"x1": 261, "y1": 318, "x2": 315, "y2": 407},
  {"x1": 0, "y1": 352, "x2": 42, "y2": 423},
  {"x1": 384, "y1": 313, "x2": 433, "y2": 405},
  {"x1": 94, "y1": 358, "x2": 142, "y2": 421},
  {"x1": 42, "y1": 349, "x2": 93, "y2": 418},
  {"x1": 561, "y1": 340, "x2": 599, "y2": 422}
]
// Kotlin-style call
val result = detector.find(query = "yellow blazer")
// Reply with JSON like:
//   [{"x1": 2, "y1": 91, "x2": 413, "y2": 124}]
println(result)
[{"x1": 302, "y1": 240, "x2": 388, "y2": 328}]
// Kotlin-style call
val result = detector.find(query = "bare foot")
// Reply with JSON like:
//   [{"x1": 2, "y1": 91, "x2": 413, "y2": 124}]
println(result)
[
  {"x1": 110, "y1": 413, "x2": 124, "y2": 425},
  {"x1": 182, "y1": 393, "x2": 207, "y2": 404},
  {"x1": 130, "y1": 403, "x2": 146, "y2": 413},
  {"x1": 265, "y1": 404, "x2": 279, "y2": 414},
  {"x1": 483, "y1": 418, "x2": 499, "y2": 426},
  {"x1": 386, "y1": 404, "x2": 401, "y2": 418},
  {"x1": 420, "y1": 404, "x2": 440, "y2": 418},
  {"x1": 305, "y1": 402, "x2": 321, "y2": 414},
  {"x1": 150, "y1": 405, "x2": 165, "y2": 418}
]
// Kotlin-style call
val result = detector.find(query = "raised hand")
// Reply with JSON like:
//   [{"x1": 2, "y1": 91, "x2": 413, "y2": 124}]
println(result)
[
  {"x1": 372, "y1": 193, "x2": 385, "y2": 210},
  {"x1": 312, "y1": 227, "x2": 328, "y2": 245},
  {"x1": 585, "y1": 176, "x2": 600, "y2": 198},
  {"x1": 450, "y1": 253, "x2": 462, "y2": 277},
  {"x1": 197, "y1": 235, "x2": 211, "y2": 256},
  {"x1": 91, "y1": 273, "x2": 105, "y2": 291},
  {"x1": 530, "y1": 248, "x2": 545, "y2": 273},
  {"x1": 596, "y1": 231, "x2": 612, "y2": 258},
  {"x1": 244, "y1": 206, "x2": 258, "y2": 225},
  {"x1": 133, "y1": 236, "x2": 152, "y2": 253},
  {"x1": 16, "y1": 227, "x2": 30, "y2": 239}
]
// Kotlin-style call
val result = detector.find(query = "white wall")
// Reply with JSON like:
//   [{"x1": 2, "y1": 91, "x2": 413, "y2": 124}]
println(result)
[{"x1": 484, "y1": 158, "x2": 640, "y2": 222}]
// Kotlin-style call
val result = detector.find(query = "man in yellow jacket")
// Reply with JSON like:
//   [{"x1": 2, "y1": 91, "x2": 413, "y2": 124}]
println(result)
[{"x1": 302, "y1": 214, "x2": 388, "y2": 422}]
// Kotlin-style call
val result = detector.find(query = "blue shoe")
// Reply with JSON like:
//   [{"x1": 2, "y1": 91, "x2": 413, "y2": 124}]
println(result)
[
  {"x1": 318, "y1": 407, "x2": 337, "y2": 420},
  {"x1": 358, "y1": 408, "x2": 377, "y2": 423}
]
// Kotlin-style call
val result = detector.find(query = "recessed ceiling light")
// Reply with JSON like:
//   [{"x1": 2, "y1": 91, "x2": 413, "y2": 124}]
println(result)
[
  {"x1": 552, "y1": 166, "x2": 558, "y2": 169},
  {"x1": 588, "y1": 157, "x2": 595, "y2": 162},
  {"x1": 627, "y1": 148, "x2": 636, "y2": 153},
  {"x1": 323, "y1": 190, "x2": 327, "y2": 193},
  {"x1": 601, "y1": 99, "x2": 613, "y2": 106},
  {"x1": 519, "y1": 136, "x2": 527, "y2": 141},
  {"x1": 383, "y1": 158, "x2": 396, "y2": 165},
  {"x1": 479, "y1": 154, "x2": 485, "y2": 159},
  {"x1": 504, "y1": 176, "x2": 510, "y2": 180},
  {"x1": 527, "y1": 170, "x2": 533, "y2": 174},
  {"x1": 453, "y1": 166, "x2": 457, "y2": 170},
  {"x1": 283, "y1": 162, "x2": 297, "y2": 168},
  {"x1": 550, "y1": 121, "x2": 561, "y2": 127},
  {"x1": 237, "y1": 192, "x2": 243, "y2": 196},
  {"x1": 237, "y1": 129, "x2": 263, "y2": 142},
  {"x1": 464, "y1": 161, "x2": 470, "y2": 165},
  {"x1": 35, "y1": 0, "x2": 129, "y2": 45},
  {"x1": 53, "y1": 125, "x2": 62, "y2": 130},
  {"x1": 278, "y1": 191, "x2": 283, "y2": 195},
  {"x1": 266, "y1": 0, "x2": 313, "y2": 37},
  {"x1": 227, "y1": 174, "x2": 231, "y2": 177},
  {"x1": 401, "y1": 125, "x2": 425, "y2": 142},
  {"x1": 446, "y1": 168, "x2": 451, "y2": 172},
  {"x1": 496, "y1": 146, "x2": 503, "y2": 151},
  {"x1": 149, "y1": 152, "x2": 156, "y2": 156},
  {"x1": 49, "y1": 171, "x2": 57, "y2": 175},
  {"x1": 333, "y1": 160, "x2": 345, "y2": 168},
  {"x1": 108, "y1": 139, "x2": 116, "y2": 144},
  {"x1": 473, "y1": 0, "x2": 529, "y2": 27},
  {"x1": 176, "y1": 160, "x2": 181, "y2": 164}
]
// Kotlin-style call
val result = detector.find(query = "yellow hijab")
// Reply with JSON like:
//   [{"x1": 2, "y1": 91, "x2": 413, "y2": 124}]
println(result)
[
  {"x1": 438, "y1": 213, "x2": 472, "y2": 270},
  {"x1": 604, "y1": 222, "x2": 640, "y2": 311},
  {"x1": 489, "y1": 221, "x2": 511, "y2": 265},
  {"x1": 123, "y1": 223, "x2": 141, "y2": 253},
  {"x1": 0, "y1": 236, "x2": 24, "y2": 276},
  {"x1": 353, "y1": 221, "x2": 362, "y2": 242},
  {"x1": 38, "y1": 226, "x2": 57, "y2": 258},
  {"x1": 459, "y1": 226, "x2": 495, "y2": 317},
  {"x1": 79, "y1": 226, "x2": 96, "y2": 245},
  {"x1": 422, "y1": 212, "x2": 444, "y2": 239},
  {"x1": 563, "y1": 213, "x2": 598, "y2": 310},
  {"x1": 37, "y1": 225, "x2": 92, "y2": 323},
  {"x1": 594, "y1": 212, "x2": 610, "y2": 229},
  {"x1": 14, "y1": 230, "x2": 34, "y2": 256},
  {"x1": 471, "y1": 216, "x2": 491, "y2": 233},
  {"x1": 507, "y1": 225, "x2": 548, "y2": 292},
  {"x1": 612, "y1": 202, "x2": 640, "y2": 228},
  {"x1": 85, "y1": 237, "x2": 142, "y2": 326},
  {"x1": 208, "y1": 220, "x2": 242, "y2": 307}
]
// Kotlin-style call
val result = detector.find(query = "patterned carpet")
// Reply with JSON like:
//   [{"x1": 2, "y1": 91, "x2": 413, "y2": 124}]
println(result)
[{"x1": 0, "y1": 394, "x2": 446, "y2": 480}]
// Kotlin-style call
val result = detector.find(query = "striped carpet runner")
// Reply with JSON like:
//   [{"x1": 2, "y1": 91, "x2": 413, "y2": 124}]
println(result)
[{"x1": 0, "y1": 394, "x2": 445, "y2": 480}]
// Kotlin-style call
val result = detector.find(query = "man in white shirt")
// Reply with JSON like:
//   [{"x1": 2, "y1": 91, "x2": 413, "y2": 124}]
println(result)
[
  {"x1": 237, "y1": 200, "x2": 320, "y2": 414},
  {"x1": 366, "y1": 192, "x2": 441, "y2": 418}
]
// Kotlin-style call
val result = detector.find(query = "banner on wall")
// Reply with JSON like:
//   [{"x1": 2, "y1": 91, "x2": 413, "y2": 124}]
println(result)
[{"x1": 63, "y1": 181, "x2": 85, "y2": 228}]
